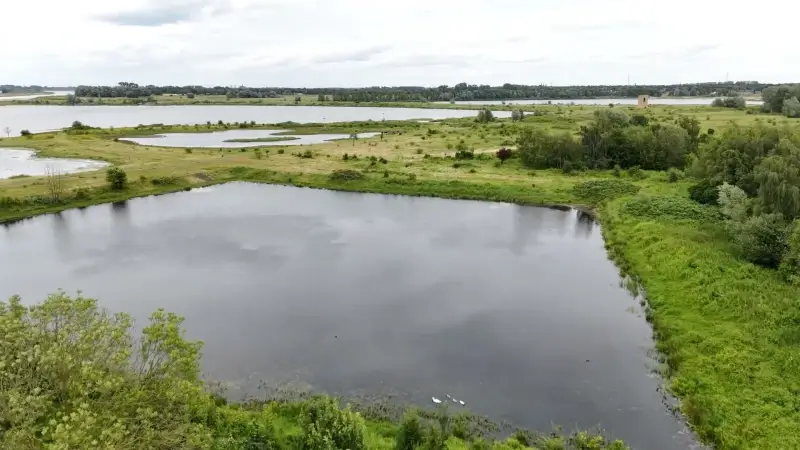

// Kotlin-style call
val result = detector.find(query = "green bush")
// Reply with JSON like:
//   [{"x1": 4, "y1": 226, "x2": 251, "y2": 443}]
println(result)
[
  {"x1": 622, "y1": 196, "x2": 721, "y2": 222},
  {"x1": 612, "y1": 164, "x2": 621, "y2": 177},
  {"x1": 105, "y1": 166, "x2": 128, "y2": 190},
  {"x1": 667, "y1": 168, "x2": 683, "y2": 183},
  {"x1": 688, "y1": 179, "x2": 722, "y2": 205},
  {"x1": 0, "y1": 292, "x2": 214, "y2": 449},
  {"x1": 572, "y1": 180, "x2": 640, "y2": 204},
  {"x1": 729, "y1": 213, "x2": 790, "y2": 268},
  {"x1": 299, "y1": 396, "x2": 366, "y2": 450},
  {"x1": 151, "y1": 175, "x2": 183, "y2": 186},
  {"x1": 395, "y1": 410, "x2": 424, "y2": 450},
  {"x1": 780, "y1": 220, "x2": 800, "y2": 283},
  {"x1": 329, "y1": 169, "x2": 365, "y2": 182},
  {"x1": 19, "y1": 129, "x2": 31, "y2": 137}
]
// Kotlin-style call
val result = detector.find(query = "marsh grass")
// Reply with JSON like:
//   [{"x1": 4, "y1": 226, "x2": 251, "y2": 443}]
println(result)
[{"x1": 2, "y1": 108, "x2": 800, "y2": 448}]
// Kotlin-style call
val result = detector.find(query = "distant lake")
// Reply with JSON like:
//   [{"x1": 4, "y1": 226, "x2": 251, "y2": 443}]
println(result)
[
  {"x1": 122, "y1": 129, "x2": 380, "y2": 148},
  {"x1": 0, "y1": 148, "x2": 108, "y2": 179},
  {"x1": 0, "y1": 183, "x2": 698, "y2": 450},
  {"x1": 439, "y1": 98, "x2": 763, "y2": 106},
  {"x1": 0, "y1": 105, "x2": 510, "y2": 134}
]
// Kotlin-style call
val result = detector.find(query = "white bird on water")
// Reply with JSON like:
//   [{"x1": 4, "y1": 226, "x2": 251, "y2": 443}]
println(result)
[{"x1": 431, "y1": 397, "x2": 442, "y2": 404}]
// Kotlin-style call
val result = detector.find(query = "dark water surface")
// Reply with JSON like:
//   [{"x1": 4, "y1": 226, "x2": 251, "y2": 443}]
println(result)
[
  {"x1": 0, "y1": 105, "x2": 510, "y2": 134},
  {"x1": 0, "y1": 183, "x2": 695, "y2": 449}
]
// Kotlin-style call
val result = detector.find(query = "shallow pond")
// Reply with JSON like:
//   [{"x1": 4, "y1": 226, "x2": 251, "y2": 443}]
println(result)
[
  {"x1": 0, "y1": 105, "x2": 510, "y2": 134},
  {"x1": 440, "y1": 98, "x2": 763, "y2": 106},
  {"x1": 0, "y1": 183, "x2": 696, "y2": 449},
  {"x1": 0, "y1": 148, "x2": 108, "y2": 179},
  {"x1": 121, "y1": 129, "x2": 380, "y2": 148}
]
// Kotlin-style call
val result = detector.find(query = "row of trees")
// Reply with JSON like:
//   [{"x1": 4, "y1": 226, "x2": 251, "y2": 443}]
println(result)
[
  {"x1": 73, "y1": 81, "x2": 772, "y2": 102},
  {"x1": 516, "y1": 110, "x2": 697, "y2": 171}
]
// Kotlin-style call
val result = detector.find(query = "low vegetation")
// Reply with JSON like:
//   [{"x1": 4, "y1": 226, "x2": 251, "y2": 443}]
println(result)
[
  {"x1": 0, "y1": 292, "x2": 627, "y2": 450},
  {"x1": 2, "y1": 103, "x2": 800, "y2": 448}
]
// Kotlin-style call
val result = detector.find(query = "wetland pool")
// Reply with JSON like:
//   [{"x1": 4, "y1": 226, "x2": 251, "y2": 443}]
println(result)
[{"x1": 0, "y1": 183, "x2": 697, "y2": 449}]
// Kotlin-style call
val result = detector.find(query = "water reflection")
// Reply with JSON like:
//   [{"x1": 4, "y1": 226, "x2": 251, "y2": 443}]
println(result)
[{"x1": 0, "y1": 183, "x2": 694, "y2": 450}]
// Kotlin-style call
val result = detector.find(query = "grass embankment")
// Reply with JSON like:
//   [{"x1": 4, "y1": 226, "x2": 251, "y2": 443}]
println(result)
[{"x1": 2, "y1": 108, "x2": 800, "y2": 448}]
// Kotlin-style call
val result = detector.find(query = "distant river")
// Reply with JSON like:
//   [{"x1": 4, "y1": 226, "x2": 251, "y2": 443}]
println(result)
[{"x1": 0, "y1": 105, "x2": 510, "y2": 134}]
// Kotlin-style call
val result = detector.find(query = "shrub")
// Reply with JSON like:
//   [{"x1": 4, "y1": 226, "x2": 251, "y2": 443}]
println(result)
[
  {"x1": 622, "y1": 195, "x2": 721, "y2": 221},
  {"x1": 277, "y1": 149, "x2": 285, "y2": 154},
  {"x1": 395, "y1": 410, "x2": 425, "y2": 450},
  {"x1": 630, "y1": 114, "x2": 649, "y2": 126},
  {"x1": 626, "y1": 165, "x2": 645, "y2": 179},
  {"x1": 718, "y1": 182, "x2": 748, "y2": 222},
  {"x1": 689, "y1": 179, "x2": 722, "y2": 205},
  {"x1": 612, "y1": 164, "x2": 621, "y2": 177},
  {"x1": 780, "y1": 220, "x2": 800, "y2": 283},
  {"x1": 667, "y1": 168, "x2": 683, "y2": 183},
  {"x1": 561, "y1": 160, "x2": 575, "y2": 174},
  {"x1": 150, "y1": 176, "x2": 182, "y2": 186},
  {"x1": 329, "y1": 170, "x2": 364, "y2": 182},
  {"x1": 475, "y1": 109, "x2": 494, "y2": 123},
  {"x1": 729, "y1": 213, "x2": 789, "y2": 268},
  {"x1": 105, "y1": 167, "x2": 128, "y2": 190},
  {"x1": 572, "y1": 180, "x2": 640, "y2": 204},
  {"x1": 299, "y1": 396, "x2": 366, "y2": 450},
  {"x1": 0, "y1": 292, "x2": 213, "y2": 449},
  {"x1": 302, "y1": 150, "x2": 313, "y2": 158},
  {"x1": 73, "y1": 187, "x2": 90, "y2": 200},
  {"x1": 496, "y1": 147, "x2": 513, "y2": 163},
  {"x1": 20, "y1": 129, "x2": 31, "y2": 137},
  {"x1": 783, "y1": 97, "x2": 800, "y2": 118}
]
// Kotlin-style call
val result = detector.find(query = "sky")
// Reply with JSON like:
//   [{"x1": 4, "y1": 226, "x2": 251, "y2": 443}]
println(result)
[{"x1": 1, "y1": 0, "x2": 797, "y2": 87}]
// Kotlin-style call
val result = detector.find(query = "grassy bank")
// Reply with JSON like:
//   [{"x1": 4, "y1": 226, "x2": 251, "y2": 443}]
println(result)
[{"x1": 3, "y1": 109, "x2": 800, "y2": 448}]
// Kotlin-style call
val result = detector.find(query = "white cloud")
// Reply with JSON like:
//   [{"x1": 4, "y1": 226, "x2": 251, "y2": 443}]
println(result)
[{"x1": 1, "y1": 0, "x2": 797, "y2": 86}]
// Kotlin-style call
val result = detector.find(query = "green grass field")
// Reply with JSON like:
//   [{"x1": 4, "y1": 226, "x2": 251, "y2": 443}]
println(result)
[{"x1": 3, "y1": 107, "x2": 800, "y2": 448}]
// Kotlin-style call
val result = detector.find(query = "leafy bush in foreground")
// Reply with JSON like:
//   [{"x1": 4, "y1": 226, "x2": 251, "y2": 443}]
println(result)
[
  {"x1": 689, "y1": 179, "x2": 721, "y2": 205},
  {"x1": 299, "y1": 396, "x2": 366, "y2": 450},
  {"x1": 0, "y1": 292, "x2": 214, "y2": 449}
]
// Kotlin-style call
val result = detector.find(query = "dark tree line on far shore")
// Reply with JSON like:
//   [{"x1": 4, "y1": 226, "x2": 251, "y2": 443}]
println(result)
[{"x1": 69, "y1": 81, "x2": 778, "y2": 102}]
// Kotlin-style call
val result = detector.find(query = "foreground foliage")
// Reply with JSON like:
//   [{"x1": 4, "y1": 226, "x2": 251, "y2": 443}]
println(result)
[{"x1": 0, "y1": 293, "x2": 627, "y2": 450}]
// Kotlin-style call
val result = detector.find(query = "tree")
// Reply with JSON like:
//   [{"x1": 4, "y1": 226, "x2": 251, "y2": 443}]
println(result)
[
  {"x1": 0, "y1": 292, "x2": 214, "y2": 449},
  {"x1": 728, "y1": 213, "x2": 789, "y2": 268},
  {"x1": 44, "y1": 166, "x2": 64, "y2": 203},
  {"x1": 20, "y1": 129, "x2": 31, "y2": 137},
  {"x1": 349, "y1": 132, "x2": 358, "y2": 146},
  {"x1": 496, "y1": 147, "x2": 513, "y2": 163},
  {"x1": 317, "y1": 94, "x2": 326, "y2": 102},
  {"x1": 511, "y1": 109, "x2": 524, "y2": 122},
  {"x1": 718, "y1": 182, "x2": 748, "y2": 222},
  {"x1": 2, "y1": 126, "x2": 9, "y2": 137},
  {"x1": 475, "y1": 109, "x2": 494, "y2": 123},
  {"x1": 517, "y1": 128, "x2": 582, "y2": 169},
  {"x1": 754, "y1": 139, "x2": 800, "y2": 219},
  {"x1": 106, "y1": 167, "x2": 128, "y2": 190},
  {"x1": 782, "y1": 97, "x2": 800, "y2": 118},
  {"x1": 677, "y1": 116, "x2": 701, "y2": 150}
]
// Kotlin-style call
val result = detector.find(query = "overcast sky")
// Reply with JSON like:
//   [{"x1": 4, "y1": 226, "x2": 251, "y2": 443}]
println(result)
[{"x1": 1, "y1": 0, "x2": 797, "y2": 87}]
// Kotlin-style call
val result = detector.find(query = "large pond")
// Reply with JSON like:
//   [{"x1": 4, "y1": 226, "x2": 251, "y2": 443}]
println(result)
[
  {"x1": 440, "y1": 98, "x2": 763, "y2": 106},
  {"x1": 0, "y1": 183, "x2": 696, "y2": 449},
  {"x1": 121, "y1": 130, "x2": 380, "y2": 148},
  {"x1": 0, "y1": 148, "x2": 108, "y2": 179},
  {"x1": 0, "y1": 105, "x2": 510, "y2": 134}
]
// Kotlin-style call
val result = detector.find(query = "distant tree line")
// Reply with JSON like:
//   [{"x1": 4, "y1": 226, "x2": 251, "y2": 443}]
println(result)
[{"x1": 72, "y1": 81, "x2": 776, "y2": 102}]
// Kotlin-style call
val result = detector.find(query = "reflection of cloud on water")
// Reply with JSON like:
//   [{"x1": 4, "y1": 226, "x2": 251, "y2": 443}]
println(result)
[{"x1": 65, "y1": 214, "x2": 342, "y2": 277}]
